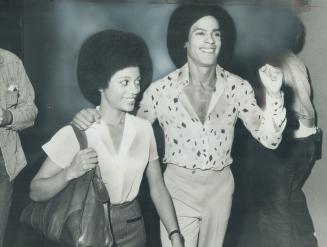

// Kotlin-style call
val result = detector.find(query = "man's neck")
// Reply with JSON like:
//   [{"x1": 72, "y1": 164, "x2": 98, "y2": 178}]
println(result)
[{"x1": 188, "y1": 60, "x2": 217, "y2": 89}]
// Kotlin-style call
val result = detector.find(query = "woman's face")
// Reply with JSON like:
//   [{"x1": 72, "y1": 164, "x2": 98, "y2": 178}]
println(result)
[
  {"x1": 102, "y1": 66, "x2": 141, "y2": 112},
  {"x1": 186, "y1": 15, "x2": 221, "y2": 67}
]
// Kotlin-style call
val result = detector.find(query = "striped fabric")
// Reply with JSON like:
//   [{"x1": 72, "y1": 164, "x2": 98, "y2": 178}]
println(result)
[{"x1": 0, "y1": 48, "x2": 37, "y2": 181}]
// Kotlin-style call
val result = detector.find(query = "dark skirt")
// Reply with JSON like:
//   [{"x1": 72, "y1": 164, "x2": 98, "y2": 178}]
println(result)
[{"x1": 110, "y1": 199, "x2": 146, "y2": 247}]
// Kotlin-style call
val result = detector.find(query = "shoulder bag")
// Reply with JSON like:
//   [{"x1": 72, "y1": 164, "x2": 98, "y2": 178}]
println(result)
[{"x1": 20, "y1": 124, "x2": 115, "y2": 247}]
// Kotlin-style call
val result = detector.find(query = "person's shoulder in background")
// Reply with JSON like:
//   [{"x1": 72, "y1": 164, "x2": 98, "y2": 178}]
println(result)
[{"x1": 0, "y1": 48, "x2": 21, "y2": 65}]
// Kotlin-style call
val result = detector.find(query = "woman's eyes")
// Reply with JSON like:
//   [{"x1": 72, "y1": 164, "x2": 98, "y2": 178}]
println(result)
[
  {"x1": 214, "y1": 32, "x2": 221, "y2": 37},
  {"x1": 120, "y1": 79, "x2": 141, "y2": 86},
  {"x1": 120, "y1": 80, "x2": 129, "y2": 86},
  {"x1": 194, "y1": 31, "x2": 220, "y2": 37}
]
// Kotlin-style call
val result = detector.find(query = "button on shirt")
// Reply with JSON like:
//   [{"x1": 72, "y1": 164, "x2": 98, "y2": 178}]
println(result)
[
  {"x1": 42, "y1": 114, "x2": 158, "y2": 204},
  {"x1": 138, "y1": 63, "x2": 286, "y2": 171}
]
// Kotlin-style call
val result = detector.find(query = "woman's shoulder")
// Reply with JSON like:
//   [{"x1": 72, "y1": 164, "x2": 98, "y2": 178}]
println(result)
[
  {"x1": 43, "y1": 125, "x2": 81, "y2": 150},
  {"x1": 49, "y1": 125, "x2": 76, "y2": 141},
  {"x1": 42, "y1": 125, "x2": 80, "y2": 169}
]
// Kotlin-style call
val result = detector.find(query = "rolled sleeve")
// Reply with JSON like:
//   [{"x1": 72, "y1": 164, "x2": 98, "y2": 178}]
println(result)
[{"x1": 237, "y1": 80, "x2": 286, "y2": 149}]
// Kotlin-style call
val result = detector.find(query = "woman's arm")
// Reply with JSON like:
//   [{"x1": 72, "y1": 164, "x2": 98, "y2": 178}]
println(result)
[
  {"x1": 146, "y1": 159, "x2": 184, "y2": 247},
  {"x1": 30, "y1": 148, "x2": 98, "y2": 201}
]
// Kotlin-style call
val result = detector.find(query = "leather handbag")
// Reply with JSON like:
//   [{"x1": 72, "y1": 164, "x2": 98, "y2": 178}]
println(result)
[{"x1": 20, "y1": 125, "x2": 115, "y2": 247}]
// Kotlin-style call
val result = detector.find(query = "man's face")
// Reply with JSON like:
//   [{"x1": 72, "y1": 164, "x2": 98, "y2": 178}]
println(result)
[{"x1": 186, "y1": 15, "x2": 221, "y2": 67}]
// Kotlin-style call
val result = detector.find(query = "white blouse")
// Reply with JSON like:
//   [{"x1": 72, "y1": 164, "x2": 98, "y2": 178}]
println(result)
[{"x1": 42, "y1": 113, "x2": 159, "y2": 204}]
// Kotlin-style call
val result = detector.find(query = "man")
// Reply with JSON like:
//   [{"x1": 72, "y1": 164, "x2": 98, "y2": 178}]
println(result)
[
  {"x1": 0, "y1": 48, "x2": 38, "y2": 247},
  {"x1": 256, "y1": 19, "x2": 321, "y2": 247},
  {"x1": 73, "y1": 5, "x2": 286, "y2": 247}
]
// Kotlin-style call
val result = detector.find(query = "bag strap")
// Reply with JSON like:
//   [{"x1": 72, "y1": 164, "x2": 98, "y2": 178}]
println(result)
[
  {"x1": 70, "y1": 124, "x2": 110, "y2": 203},
  {"x1": 70, "y1": 124, "x2": 103, "y2": 178},
  {"x1": 70, "y1": 124, "x2": 88, "y2": 150}
]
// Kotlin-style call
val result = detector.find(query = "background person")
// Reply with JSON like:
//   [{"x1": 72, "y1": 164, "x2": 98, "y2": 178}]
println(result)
[
  {"x1": 0, "y1": 48, "x2": 38, "y2": 247},
  {"x1": 256, "y1": 19, "x2": 321, "y2": 247}
]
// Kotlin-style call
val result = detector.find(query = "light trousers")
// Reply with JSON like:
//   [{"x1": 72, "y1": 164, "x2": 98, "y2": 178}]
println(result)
[{"x1": 160, "y1": 164, "x2": 234, "y2": 247}]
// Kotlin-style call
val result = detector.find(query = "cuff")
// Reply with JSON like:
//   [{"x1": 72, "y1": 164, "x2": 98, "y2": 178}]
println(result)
[{"x1": 265, "y1": 91, "x2": 284, "y2": 115}]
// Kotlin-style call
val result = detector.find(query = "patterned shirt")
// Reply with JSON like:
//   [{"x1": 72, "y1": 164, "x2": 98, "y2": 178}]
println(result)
[
  {"x1": 138, "y1": 63, "x2": 286, "y2": 171},
  {"x1": 0, "y1": 48, "x2": 38, "y2": 180}
]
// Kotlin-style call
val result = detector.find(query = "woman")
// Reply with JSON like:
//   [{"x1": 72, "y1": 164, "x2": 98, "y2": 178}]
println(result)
[{"x1": 29, "y1": 30, "x2": 184, "y2": 247}]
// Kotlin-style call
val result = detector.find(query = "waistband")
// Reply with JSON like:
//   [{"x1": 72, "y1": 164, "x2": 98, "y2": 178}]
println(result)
[
  {"x1": 287, "y1": 127, "x2": 322, "y2": 142},
  {"x1": 110, "y1": 197, "x2": 138, "y2": 208},
  {"x1": 166, "y1": 163, "x2": 231, "y2": 178}
]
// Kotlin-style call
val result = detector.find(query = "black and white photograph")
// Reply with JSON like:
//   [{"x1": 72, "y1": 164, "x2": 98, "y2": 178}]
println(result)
[{"x1": 0, "y1": 0, "x2": 326, "y2": 246}]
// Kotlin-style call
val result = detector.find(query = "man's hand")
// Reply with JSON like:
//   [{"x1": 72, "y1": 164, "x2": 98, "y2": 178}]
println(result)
[
  {"x1": 0, "y1": 108, "x2": 13, "y2": 127},
  {"x1": 259, "y1": 64, "x2": 283, "y2": 97},
  {"x1": 72, "y1": 108, "x2": 101, "y2": 130}
]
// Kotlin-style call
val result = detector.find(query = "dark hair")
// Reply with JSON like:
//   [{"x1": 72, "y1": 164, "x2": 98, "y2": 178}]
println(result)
[
  {"x1": 77, "y1": 29, "x2": 153, "y2": 105},
  {"x1": 167, "y1": 4, "x2": 236, "y2": 69},
  {"x1": 288, "y1": 17, "x2": 305, "y2": 54}
]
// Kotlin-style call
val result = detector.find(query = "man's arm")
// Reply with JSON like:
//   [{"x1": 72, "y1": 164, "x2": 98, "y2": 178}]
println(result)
[
  {"x1": 5, "y1": 60, "x2": 37, "y2": 131},
  {"x1": 238, "y1": 64, "x2": 286, "y2": 149},
  {"x1": 0, "y1": 107, "x2": 13, "y2": 126},
  {"x1": 136, "y1": 83, "x2": 158, "y2": 123}
]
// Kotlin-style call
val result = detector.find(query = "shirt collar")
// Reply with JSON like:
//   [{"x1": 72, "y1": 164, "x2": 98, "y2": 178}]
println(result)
[{"x1": 175, "y1": 63, "x2": 228, "y2": 96}]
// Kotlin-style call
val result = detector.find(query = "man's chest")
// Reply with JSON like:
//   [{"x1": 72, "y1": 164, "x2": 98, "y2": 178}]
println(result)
[
  {"x1": 155, "y1": 85, "x2": 238, "y2": 131},
  {"x1": 182, "y1": 86, "x2": 213, "y2": 123}
]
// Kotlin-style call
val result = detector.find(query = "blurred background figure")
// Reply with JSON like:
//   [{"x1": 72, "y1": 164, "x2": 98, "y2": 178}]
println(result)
[
  {"x1": 256, "y1": 17, "x2": 321, "y2": 247},
  {"x1": 227, "y1": 12, "x2": 321, "y2": 247}
]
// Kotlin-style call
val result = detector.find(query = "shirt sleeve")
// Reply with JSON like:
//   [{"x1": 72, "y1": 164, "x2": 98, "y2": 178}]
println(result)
[
  {"x1": 42, "y1": 126, "x2": 80, "y2": 169},
  {"x1": 147, "y1": 122, "x2": 159, "y2": 162},
  {"x1": 237, "y1": 80, "x2": 286, "y2": 149},
  {"x1": 5, "y1": 60, "x2": 38, "y2": 131},
  {"x1": 137, "y1": 84, "x2": 158, "y2": 124}
]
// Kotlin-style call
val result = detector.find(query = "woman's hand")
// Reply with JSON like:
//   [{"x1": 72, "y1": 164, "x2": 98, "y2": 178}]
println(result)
[
  {"x1": 65, "y1": 148, "x2": 98, "y2": 180},
  {"x1": 72, "y1": 108, "x2": 101, "y2": 130},
  {"x1": 259, "y1": 64, "x2": 283, "y2": 98}
]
